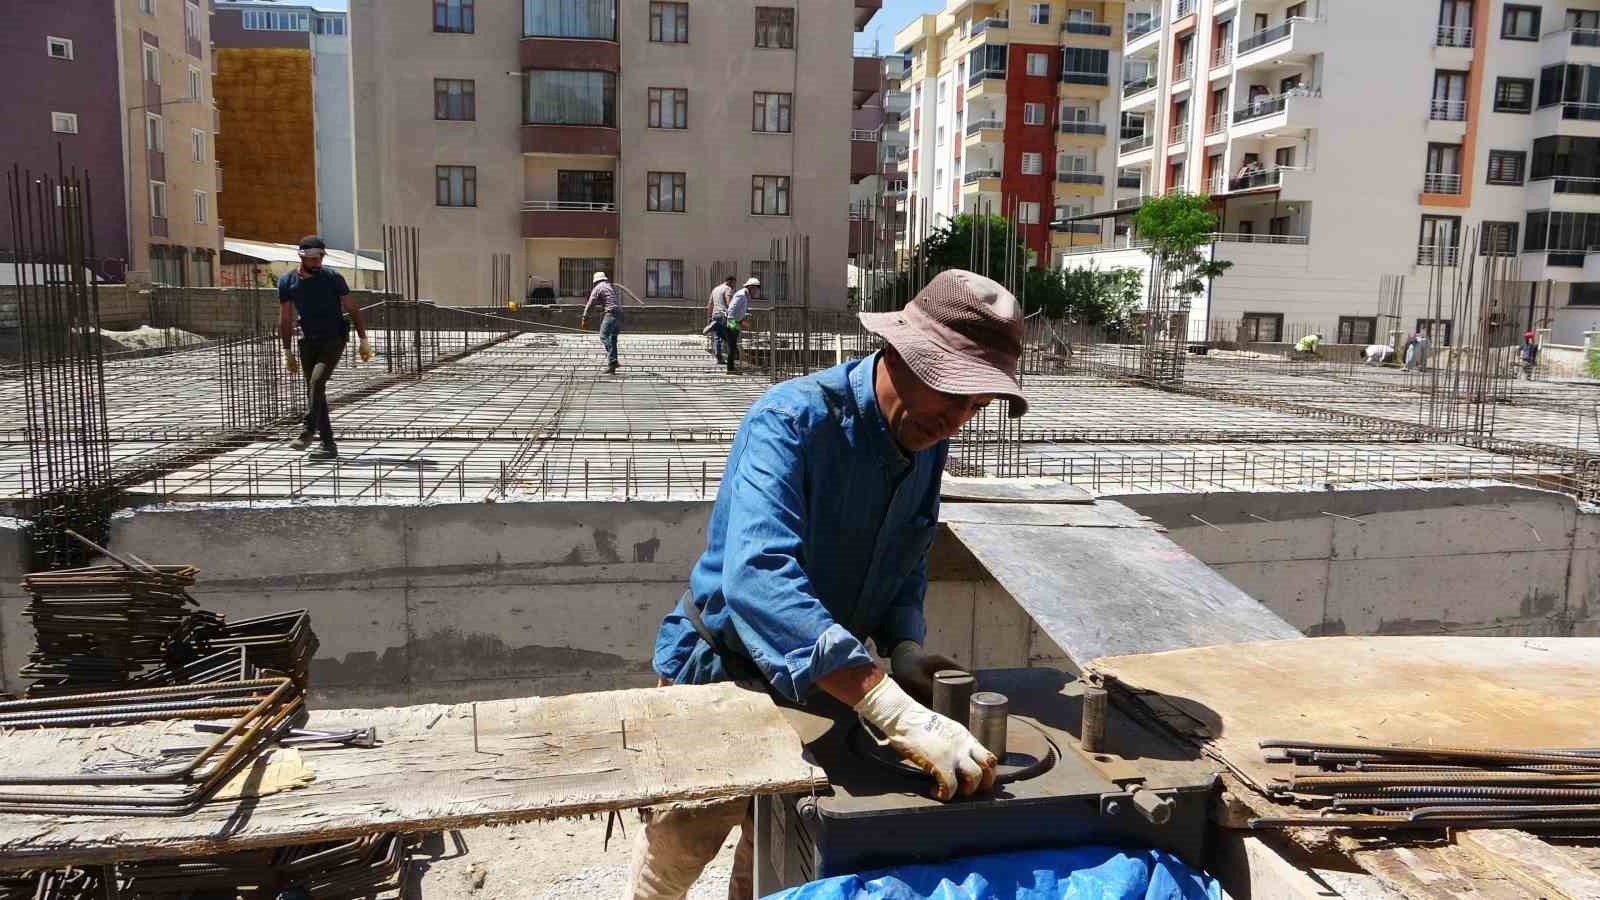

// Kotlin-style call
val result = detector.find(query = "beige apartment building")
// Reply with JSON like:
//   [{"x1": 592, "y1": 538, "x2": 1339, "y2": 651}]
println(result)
[
  {"x1": 122, "y1": 0, "x2": 224, "y2": 284},
  {"x1": 351, "y1": 0, "x2": 883, "y2": 308}
]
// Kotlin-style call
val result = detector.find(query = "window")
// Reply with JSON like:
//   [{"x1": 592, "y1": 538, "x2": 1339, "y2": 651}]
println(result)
[
  {"x1": 751, "y1": 175, "x2": 790, "y2": 215},
  {"x1": 190, "y1": 250, "x2": 213, "y2": 287},
  {"x1": 756, "y1": 7, "x2": 795, "y2": 48},
  {"x1": 242, "y1": 9, "x2": 310, "y2": 30},
  {"x1": 435, "y1": 78, "x2": 476, "y2": 120},
  {"x1": 936, "y1": 126, "x2": 946, "y2": 146},
  {"x1": 1502, "y1": 4, "x2": 1540, "y2": 39},
  {"x1": 1416, "y1": 318, "x2": 1454, "y2": 346},
  {"x1": 1021, "y1": 152, "x2": 1043, "y2": 175},
  {"x1": 645, "y1": 259, "x2": 685, "y2": 298},
  {"x1": 1061, "y1": 47, "x2": 1110, "y2": 80},
  {"x1": 46, "y1": 37, "x2": 74, "y2": 60},
  {"x1": 1023, "y1": 102, "x2": 1046, "y2": 125},
  {"x1": 434, "y1": 0, "x2": 475, "y2": 33},
  {"x1": 1060, "y1": 152, "x2": 1090, "y2": 172},
  {"x1": 1018, "y1": 201, "x2": 1041, "y2": 224},
  {"x1": 187, "y1": 66, "x2": 202, "y2": 101},
  {"x1": 1337, "y1": 316, "x2": 1377, "y2": 345},
  {"x1": 1029, "y1": 3, "x2": 1050, "y2": 24},
  {"x1": 140, "y1": 0, "x2": 154, "y2": 14},
  {"x1": 646, "y1": 171, "x2": 686, "y2": 211},
  {"x1": 650, "y1": 2, "x2": 688, "y2": 42},
  {"x1": 185, "y1": 2, "x2": 200, "y2": 41},
  {"x1": 149, "y1": 181, "x2": 167, "y2": 219},
  {"x1": 648, "y1": 88, "x2": 687, "y2": 129},
  {"x1": 435, "y1": 165, "x2": 477, "y2": 207},
  {"x1": 142, "y1": 44, "x2": 160, "y2": 83},
  {"x1": 751, "y1": 260, "x2": 789, "y2": 299},
  {"x1": 191, "y1": 128, "x2": 205, "y2": 162},
  {"x1": 753, "y1": 92, "x2": 792, "y2": 132},
  {"x1": 525, "y1": 70, "x2": 616, "y2": 126},
  {"x1": 1241, "y1": 313, "x2": 1283, "y2": 342},
  {"x1": 51, "y1": 112, "x2": 79, "y2": 135},
  {"x1": 1571, "y1": 283, "x2": 1600, "y2": 305},
  {"x1": 315, "y1": 14, "x2": 346, "y2": 35},
  {"x1": 1479, "y1": 221, "x2": 1519, "y2": 256},
  {"x1": 559, "y1": 257, "x2": 614, "y2": 297},
  {"x1": 523, "y1": 0, "x2": 616, "y2": 39},
  {"x1": 1418, "y1": 214, "x2": 1461, "y2": 264},
  {"x1": 1495, "y1": 77, "x2": 1534, "y2": 113},
  {"x1": 1275, "y1": 146, "x2": 1297, "y2": 168},
  {"x1": 1487, "y1": 150, "x2": 1527, "y2": 185},
  {"x1": 145, "y1": 113, "x2": 164, "y2": 152},
  {"x1": 557, "y1": 170, "x2": 615, "y2": 205},
  {"x1": 1027, "y1": 52, "x2": 1049, "y2": 76},
  {"x1": 192, "y1": 190, "x2": 207, "y2": 224}
]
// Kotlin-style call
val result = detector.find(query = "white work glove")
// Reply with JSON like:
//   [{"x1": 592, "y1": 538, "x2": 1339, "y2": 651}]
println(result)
[
  {"x1": 283, "y1": 350, "x2": 300, "y2": 375},
  {"x1": 358, "y1": 337, "x2": 372, "y2": 363},
  {"x1": 854, "y1": 675, "x2": 997, "y2": 801},
  {"x1": 890, "y1": 641, "x2": 963, "y2": 707}
]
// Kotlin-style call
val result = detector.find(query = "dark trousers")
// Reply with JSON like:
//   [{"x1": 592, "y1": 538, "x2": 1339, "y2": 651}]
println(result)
[
  {"x1": 299, "y1": 335, "x2": 346, "y2": 447},
  {"x1": 724, "y1": 326, "x2": 740, "y2": 372},
  {"x1": 600, "y1": 312, "x2": 622, "y2": 365}
]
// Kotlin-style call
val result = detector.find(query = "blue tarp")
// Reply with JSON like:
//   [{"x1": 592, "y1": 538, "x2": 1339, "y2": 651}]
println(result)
[{"x1": 765, "y1": 846, "x2": 1219, "y2": 900}]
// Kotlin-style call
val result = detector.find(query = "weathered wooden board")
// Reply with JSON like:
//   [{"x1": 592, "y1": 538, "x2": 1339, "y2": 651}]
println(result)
[
  {"x1": 1350, "y1": 841, "x2": 1544, "y2": 900},
  {"x1": 1086, "y1": 637, "x2": 1600, "y2": 795},
  {"x1": 1455, "y1": 830, "x2": 1600, "y2": 900},
  {"x1": 0, "y1": 682, "x2": 823, "y2": 870},
  {"x1": 939, "y1": 477, "x2": 1094, "y2": 504},
  {"x1": 947, "y1": 516, "x2": 1300, "y2": 670}
]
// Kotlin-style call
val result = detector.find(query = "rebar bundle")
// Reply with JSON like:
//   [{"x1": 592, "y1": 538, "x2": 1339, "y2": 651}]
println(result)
[
  {"x1": 0, "y1": 867, "x2": 110, "y2": 900},
  {"x1": 1252, "y1": 738, "x2": 1600, "y2": 830},
  {"x1": 121, "y1": 832, "x2": 423, "y2": 898}
]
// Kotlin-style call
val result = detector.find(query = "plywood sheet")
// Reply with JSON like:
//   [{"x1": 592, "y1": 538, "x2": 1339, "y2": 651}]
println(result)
[
  {"x1": 948, "y1": 519, "x2": 1300, "y2": 670},
  {"x1": 1086, "y1": 637, "x2": 1600, "y2": 793},
  {"x1": 0, "y1": 682, "x2": 822, "y2": 870},
  {"x1": 939, "y1": 477, "x2": 1094, "y2": 504}
]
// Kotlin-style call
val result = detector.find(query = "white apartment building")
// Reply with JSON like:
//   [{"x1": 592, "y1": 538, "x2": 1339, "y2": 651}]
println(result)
[{"x1": 1060, "y1": 0, "x2": 1600, "y2": 346}]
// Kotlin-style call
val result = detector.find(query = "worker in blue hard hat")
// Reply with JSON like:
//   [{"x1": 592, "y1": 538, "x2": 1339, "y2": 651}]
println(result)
[{"x1": 629, "y1": 269, "x2": 1030, "y2": 900}]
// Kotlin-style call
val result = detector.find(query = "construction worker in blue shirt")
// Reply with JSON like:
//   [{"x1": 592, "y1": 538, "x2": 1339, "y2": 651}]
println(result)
[{"x1": 629, "y1": 269, "x2": 1030, "y2": 900}]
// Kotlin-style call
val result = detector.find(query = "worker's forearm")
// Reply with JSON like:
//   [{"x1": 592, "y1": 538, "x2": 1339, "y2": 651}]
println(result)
[
  {"x1": 279, "y1": 323, "x2": 293, "y2": 352},
  {"x1": 349, "y1": 305, "x2": 367, "y2": 340},
  {"x1": 817, "y1": 664, "x2": 884, "y2": 708}
]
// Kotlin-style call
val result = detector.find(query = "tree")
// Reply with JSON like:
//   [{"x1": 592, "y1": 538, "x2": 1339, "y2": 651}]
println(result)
[
  {"x1": 1027, "y1": 266, "x2": 1141, "y2": 330},
  {"x1": 1130, "y1": 193, "x2": 1231, "y2": 308},
  {"x1": 877, "y1": 213, "x2": 1033, "y2": 309}
]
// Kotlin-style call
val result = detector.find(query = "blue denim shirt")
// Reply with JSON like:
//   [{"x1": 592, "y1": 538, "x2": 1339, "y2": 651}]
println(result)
[{"x1": 652, "y1": 352, "x2": 945, "y2": 703}]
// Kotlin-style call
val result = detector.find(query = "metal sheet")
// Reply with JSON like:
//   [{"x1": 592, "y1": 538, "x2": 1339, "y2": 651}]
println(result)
[{"x1": 947, "y1": 520, "x2": 1301, "y2": 670}]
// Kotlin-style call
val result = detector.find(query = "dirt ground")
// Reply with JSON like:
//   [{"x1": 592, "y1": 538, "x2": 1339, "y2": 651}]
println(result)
[{"x1": 405, "y1": 814, "x2": 739, "y2": 899}]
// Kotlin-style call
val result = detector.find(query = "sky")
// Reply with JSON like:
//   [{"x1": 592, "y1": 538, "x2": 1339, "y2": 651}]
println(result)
[{"x1": 855, "y1": 0, "x2": 944, "y2": 53}]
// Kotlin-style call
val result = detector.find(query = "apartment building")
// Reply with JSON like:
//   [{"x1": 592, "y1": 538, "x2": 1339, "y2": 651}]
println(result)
[
  {"x1": 850, "y1": 53, "x2": 911, "y2": 263},
  {"x1": 894, "y1": 0, "x2": 1133, "y2": 269},
  {"x1": 1060, "y1": 0, "x2": 1600, "y2": 345},
  {"x1": 352, "y1": 0, "x2": 881, "y2": 308},
  {"x1": 212, "y1": 1, "x2": 356, "y2": 250},
  {"x1": 0, "y1": 0, "x2": 221, "y2": 285}
]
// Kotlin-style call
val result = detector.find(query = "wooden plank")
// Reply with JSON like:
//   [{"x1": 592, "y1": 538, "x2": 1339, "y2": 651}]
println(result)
[
  {"x1": 948, "y1": 519, "x2": 1300, "y2": 670},
  {"x1": 1086, "y1": 637, "x2": 1600, "y2": 795},
  {"x1": 940, "y1": 477, "x2": 1094, "y2": 504},
  {"x1": 0, "y1": 682, "x2": 822, "y2": 871},
  {"x1": 1350, "y1": 843, "x2": 1542, "y2": 900},
  {"x1": 1212, "y1": 833, "x2": 1408, "y2": 900},
  {"x1": 939, "y1": 501, "x2": 1160, "y2": 529},
  {"x1": 1455, "y1": 829, "x2": 1600, "y2": 900}
]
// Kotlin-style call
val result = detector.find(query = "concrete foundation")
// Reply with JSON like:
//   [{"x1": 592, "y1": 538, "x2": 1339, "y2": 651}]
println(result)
[{"x1": 0, "y1": 486, "x2": 1594, "y2": 705}]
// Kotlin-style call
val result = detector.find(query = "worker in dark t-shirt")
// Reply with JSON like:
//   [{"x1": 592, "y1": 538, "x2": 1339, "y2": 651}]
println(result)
[{"x1": 278, "y1": 235, "x2": 370, "y2": 460}]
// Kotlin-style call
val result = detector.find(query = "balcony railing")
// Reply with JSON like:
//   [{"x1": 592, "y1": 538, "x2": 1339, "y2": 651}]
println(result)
[
  {"x1": 1206, "y1": 111, "x2": 1227, "y2": 135},
  {"x1": 1126, "y1": 17, "x2": 1160, "y2": 42},
  {"x1": 1052, "y1": 221, "x2": 1103, "y2": 234},
  {"x1": 968, "y1": 68, "x2": 1007, "y2": 88},
  {"x1": 971, "y1": 17, "x2": 1008, "y2": 34},
  {"x1": 1416, "y1": 244, "x2": 1461, "y2": 267},
  {"x1": 1120, "y1": 133, "x2": 1155, "y2": 153},
  {"x1": 1428, "y1": 98, "x2": 1467, "y2": 121},
  {"x1": 1211, "y1": 45, "x2": 1232, "y2": 68},
  {"x1": 1123, "y1": 76, "x2": 1158, "y2": 97},
  {"x1": 1115, "y1": 194, "x2": 1150, "y2": 208},
  {"x1": 522, "y1": 200, "x2": 617, "y2": 212},
  {"x1": 1238, "y1": 17, "x2": 1307, "y2": 54},
  {"x1": 1062, "y1": 70, "x2": 1111, "y2": 86},
  {"x1": 1213, "y1": 232, "x2": 1309, "y2": 245},
  {"x1": 893, "y1": 146, "x2": 910, "y2": 161},
  {"x1": 965, "y1": 117, "x2": 1004, "y2": 135},
  {"x1": 1060, "y1": 121, "x2": 1108, "y2": 135},
  {"x1": 1436, "y1": 25, "x2": 1473, "y2": 47},
  {"x1": 1057, "y1": 172, "x2": 1106, "y2": 184},
  {"x1": 1423, "y1": 171, "x2": 1462, "y2": 194},
  {"x1": 1558, "y1": 102, "x2": 1600, "y2": 121},
  {"x1": 1169, "y1": 122, "x2": 1190, "y2": 144},
  {"x1": 849, "y1": 129, "x2": 879, "y2": 141},
  {"x1": 963, "y1": 168, "x2": 1002, "y2": 184},
  {"x1": 1226, "y1": 166, "x2": 1287, "y2": 192},
  {"x1": 1064, "y1": 20, "x2": 1113, "y2": 35},
  {"x1": 1535, "y1": 174, "x2": 1600, "y2": 194},
  {"x1": 1235, "y1": 93, "x2": 1290, "y2": 123},
  {"x1": 1117, "y1": 174, "x2": 1143, "y2": 189},
  {"x1": 1173, "y1": 58, "x2": 1194, "y2": 81},
  {"x1": 1174, "y1": 0, "x2": 1194, "y2": 18},
  {"x1": 1207, "y1": 173, "x2": 1227, "y2": 195},
  {"x1": 1568, "y1": 28, "x2": 1600, "y2": 47}
]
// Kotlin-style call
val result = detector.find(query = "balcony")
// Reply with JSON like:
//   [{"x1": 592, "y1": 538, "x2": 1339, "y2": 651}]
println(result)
[
  {"x1": 1062, "y1": 70, "x2": 1111, "y2": 87},
  {"x1": 1427, "y1": 98, "x2": 1467, "y2": 122},
  {"x1": 1423, "y1": 171, "x2": 1462, "y2": 195},
  {"x1": 521, "y1": 124, "x2": 620, "y2": 156},
  {"x1": 1173, "y1": 0, "x2": 1194, "y2": 19},
  {"x1": 1222, "y1": 166, "x2": 1287, "y2": 193},
  {"x1": 1416, "y1": 244, "x2": 1460, "y2": 267},
  {"x1": 1540, "y1": 27, "x2": 1600, "y2": 67},
  {"x1": 1126, "y1": 17, "x2": 1161, "y2": 53},
  {"x1": 854, "y1": 0, "x2": 881, "y2": 32},
  {"x1": 1052, "y1": 221, "x2": 1103, "y2": 235},
  {"x1": 521, "y1": 200, "x2": 618, "y2": 239},
  {"x1": 1172, "y1": 58, "x2": 1195, "y2": 85},
  {"x1": 971, "y1": 17, "x2": 1008, "y2": 36},
  {"x1": 1119, "y1": 132, "x2": 1155, "y2": 158},
  {"x1": 967, "y1": 68, "x2": 1007, "y2": 97},
  {"x1": 1064, "y1": 20, "x2": 1113, "y2": 36},
  {"x1": 150, "y1": 215, "x2": 168, "y2": 238},
  {"x1": 1211, "y1": 45, "x2": 1232, "y2": 70},
  {"x1": 1235, "y1": 17, "x2": 1322, "y2": 69},
  {"x1": 1435, "y1": 25, "x2": 1473, "y2": 48},
  {"x1": 853, "y1": 55, "x2": 881, "y2": 108},
  {"x1": 517, "y1": 36, "x2": 621, "y2": 72},
  {"x1": 965, "y1": 117, "x2": 1004, "y2": 144},
  {"x1": 1212, "y1": 232, "x2": 1308, "y2": 245},
  {"x1": 1168, "y1": 122, "x2": 1190, "y2": 146},
  {"x1": 850, "y1": 132, "x2": 879, "y2": 182},
  {"x1": 1117, "y1": 173, "x2": 1143, "y2": 189},
  {"x1": 1525, "y1": 175, "x2": 1600, "y2": 210},
  {"x1": 1122, "y1": 76, "x2": 1158, "y2": 103},
  {"x1": 1059, "y1": 121, "x2": 1108, "y2": 136},
  {"x1": 1205, "y1": 111, "x2": 1227, "y2": 137},
  {"x1": 1057, "y1": 172, "x2": 1106, "y2": 185},
  {"x1": 1231, "y1": 89, "x2": 1321, "y2": 138},
  {"x1": 1115, "y1": 194, "x2": 1150, "y2": 208},
  {"x1": 962, "y1": 168, "x2": 1002, "y2": 191}
]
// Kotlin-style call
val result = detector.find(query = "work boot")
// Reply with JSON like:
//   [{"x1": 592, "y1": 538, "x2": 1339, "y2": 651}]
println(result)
[
  {"x1": 288, "y1": 432, "x2": 313, "y2": 451},
  {"x1": 606, "y1": 361, "x2": 619, "y2": 374},
  {"x1": 307, "y1": 445, "x2": 339, "y2": 461}
]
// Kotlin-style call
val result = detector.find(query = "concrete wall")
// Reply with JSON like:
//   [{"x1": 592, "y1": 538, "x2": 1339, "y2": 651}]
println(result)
[
  {"x1": 0, "y1": 285, "x2": 381, "y2": 337},
  {"x1": 313, "y1": 30, "x2": 357, "y2": 251},
  {"x1": 0, "y1": 486, "x2": 1593, "y2": 705}
]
